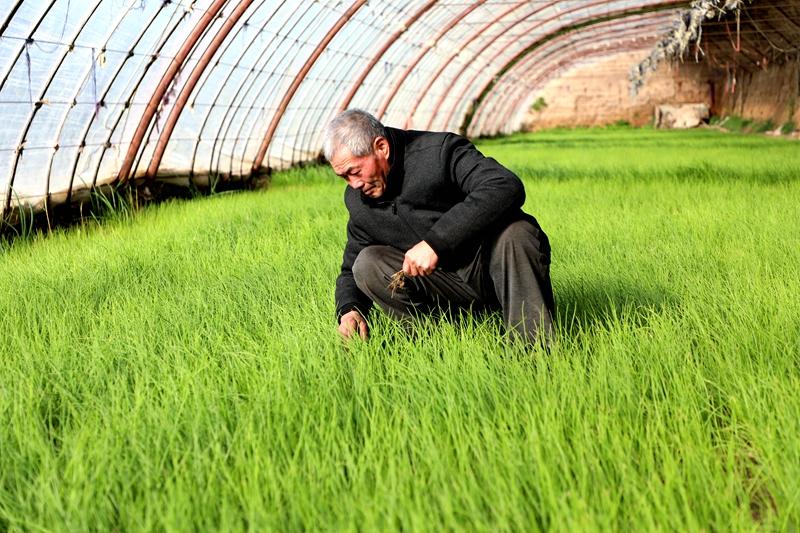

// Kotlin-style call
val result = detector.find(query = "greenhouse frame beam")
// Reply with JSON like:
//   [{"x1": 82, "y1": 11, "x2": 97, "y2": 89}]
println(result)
[
  {"x1": 338, "y1": 0, "x2": 438, "y2": 113},
  {"x1": 146, "y1": 0, "x2": 256, "y2": 179},
  {"x1": 375, "y1": 0, "x2": 488, "y2": 121},
  {"x1": 0, "y1": 1, "x2": 24, "y2": 35},
  {"x1": 205, "y1": 1, "x2": 310, "y2": 178},
  {"x1": 250, "y1": 0, "x2": 368, "y2": 174},
  {"x1": 184, "y1": 0, "x2": 289, "y2": 181},
  {"x1": 474, "y1": 13, "x2": 670, "y2": 134},
  {"x1": 63, "y1": 1, "x2": 184, "y2": 203},
  {"x1": 44, "y1": 1, "x2": 147, "y2": 208},
  {"x1": 484, "y1": 22, "x2": 667, "y2": 134},
  {"x1": 461, "y1": 0, "x2": 687, "y2": 136},
  {"x1": 403, "y1": 0, "x2": 529, "y2": 129},
  {"x1": 497, "y1": 43, "x2": 658, "y2": 133},
  {"x1": 214, "y1": 2, "x2": 331, "y2": 177},
  {"x1": 0, "y1": 0, "x2": 57, "y2": 98},
  {"x1": 426, "y1": 0, "x2": 562, "y2": 132},
  {"x1": 499, "y1": 23, "x2": 669, "y2": 128},
  {"x1": 6, "y1": 1, "x2": 105, "y2": 213},
  {"x1": 117, "y1": 0, "x2": 229, "y2": 184},
  {"x1": 231, "y1": 5, "x2": 349, "y2": 174}
]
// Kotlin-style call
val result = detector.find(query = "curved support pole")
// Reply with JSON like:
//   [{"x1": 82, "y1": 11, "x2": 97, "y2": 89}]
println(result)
[
  {"x1": 375, "y1": 0, "x2": 488, "y2": 121},
  {"x1": 0, "y1": 1, "x2": 24, "y2": 35},
  {"x1": 146, "y1": 0, "x2": 255, "y2": 179},
  {"x1": 233, "y1": 2, "x2": 326, "y2": 176},
  {"x1": 250, "y1": 0, "x2": 367, "y2": 174},
  {"x1": 486, "y1": 22, "x2": 666, "y2": 135},
  {"x1": 338, "y1": 0, "x2": 438, "y2": 113},
  {"x1": 461, "y1": 0, "x2": 686, "y2": 136},
  {"x1": 472, "y1": 13, "x2": 670, "y2": 134},
  {"x1": 403, "y1": 0, "x2": 528, "y2": 129},
  {"x1": 428, "y1": 0, "x2": 561, "y2": 132},
  {"x1": 117, "y1": 0, "x2": 228, "y2": 183}
]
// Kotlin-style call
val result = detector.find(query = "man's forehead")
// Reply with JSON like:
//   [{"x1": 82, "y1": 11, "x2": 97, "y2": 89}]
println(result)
[{"x1": 331, "y1": 147, "x2": 364, "y2": 170}]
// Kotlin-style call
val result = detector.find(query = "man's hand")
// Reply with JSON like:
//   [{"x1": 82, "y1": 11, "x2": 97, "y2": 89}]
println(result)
[
  {"x1": 403, "y1": 240, "x2": 439, "y2": 277},
  {"x1": 338, "y1": 310, "x2": 368, "y2": 340}
]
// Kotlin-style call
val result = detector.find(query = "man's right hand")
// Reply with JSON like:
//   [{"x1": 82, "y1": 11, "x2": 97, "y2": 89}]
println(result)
[{"x1": 338, "y1": 310, "x2": 368, "y2": 340}]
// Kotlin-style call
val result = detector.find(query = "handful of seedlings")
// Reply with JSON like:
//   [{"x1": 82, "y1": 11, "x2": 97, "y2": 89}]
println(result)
[{"x1": 388, "y1": 270, "x2": 405, "y2": 298}]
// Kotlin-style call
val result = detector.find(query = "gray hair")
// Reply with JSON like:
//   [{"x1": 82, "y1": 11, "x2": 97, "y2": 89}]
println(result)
[{"x1": 322, "y1": 109, "x2": 386, "y2": 161}]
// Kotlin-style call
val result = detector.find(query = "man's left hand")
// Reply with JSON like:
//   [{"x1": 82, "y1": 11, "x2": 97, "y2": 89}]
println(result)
[{"x1": 403, "y1": 241, "x2": 438, "y2": 277}]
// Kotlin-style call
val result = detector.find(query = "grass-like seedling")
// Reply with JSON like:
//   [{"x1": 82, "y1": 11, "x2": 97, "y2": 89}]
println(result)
[
  {"x1": 388, "y1": 270, "x2": 406, "y2": 297},
  {"x1": 0, "y1": 128, "x2": 798, "y2": 531}
]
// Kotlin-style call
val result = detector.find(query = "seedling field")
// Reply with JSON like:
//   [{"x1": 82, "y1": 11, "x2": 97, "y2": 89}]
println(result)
[{"x1": 1, "y1": 128, "x2": 798, "y2": 530}]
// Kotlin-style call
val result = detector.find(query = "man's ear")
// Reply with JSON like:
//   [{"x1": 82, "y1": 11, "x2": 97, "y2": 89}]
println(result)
[{"x1": 373, "y1": 136, "x2": 390, "y2": 160}]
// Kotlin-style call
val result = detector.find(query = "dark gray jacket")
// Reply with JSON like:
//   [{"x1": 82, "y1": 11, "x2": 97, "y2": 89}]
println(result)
[{"x1": 335, "y1": 127, "x2": 544, "y2": 320}]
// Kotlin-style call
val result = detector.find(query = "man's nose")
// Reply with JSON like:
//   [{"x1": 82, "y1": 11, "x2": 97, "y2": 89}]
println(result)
[{"x1": 349, "y1": 178, "x2": 364, "y2": 189}]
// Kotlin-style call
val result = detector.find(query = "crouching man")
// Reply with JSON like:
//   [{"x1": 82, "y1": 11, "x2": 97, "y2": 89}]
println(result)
[{"x1": 324, "y1": 109, "x2": 554, "y2": 345}]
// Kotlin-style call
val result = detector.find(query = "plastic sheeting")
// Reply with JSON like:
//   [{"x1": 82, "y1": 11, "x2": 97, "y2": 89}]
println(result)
[{"x1": 0, "y1": 0, "x2": 683, "y2": 215}]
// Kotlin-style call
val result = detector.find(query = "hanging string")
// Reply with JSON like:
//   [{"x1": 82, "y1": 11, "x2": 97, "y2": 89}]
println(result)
[
  {"x1": 91, "y1": 47, "x2": 100, "y2": 117},
  {"x1": 59, "y1": 0, "x2": 71, "y2": 41},
  {"x1": 24, "y1": 39, "x2": 34, "y2": 106}
]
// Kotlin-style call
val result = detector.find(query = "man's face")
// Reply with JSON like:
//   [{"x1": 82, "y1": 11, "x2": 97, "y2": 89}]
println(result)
[{"x1": 330, "y1": 137, "x2": 391, "y2": 199}]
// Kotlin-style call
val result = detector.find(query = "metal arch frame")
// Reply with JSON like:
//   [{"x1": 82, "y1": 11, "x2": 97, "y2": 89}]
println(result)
[
  {"x1": 501, "y1": 43, "x2": 661, "y2": 134},
  {"x1": 41, "y1": 1, "x2": 148, "y2": 207},
  {"x1": 46, "y1": 1, "x2": 177, "y2": 204},
  {"x1": 489, "y1": 18, "x2": 672, "y2": 135},
  {"x1": 250, "y1": 0, "x2": 368, "y2": 174},
  {"x1": 289, "y1": 35, "x2": 373, "y2": 166},
  {"x1": 437, "y1": 0, "x2": 678, "y2": 134},
  {"x1": 379, "y1": 10, "x2": 496, "y2": 129},
  {"x1": 201, "y1": 2, "x2": 308, "y2": 179},
  {"x1": 481, "y1": 20, "x2": 669, "y2": 135},
  {"x1": 292, "y1": 3, "x2": 424, "y2": 165},
  {"x1": 347, "y1": 5, "x2": 457, "y2": 122},
  {"x1": 186, "y1": 0, "x2": 275, "y2": 112},
  {"x1": 2, "y1": 0, "x2": 66, "y2": 214},
  {"x1": 424, "y1": 0, "x2": 564, "y2": 133},
  {"x1": 473, "y1": 12, "x2": 672, "y2": 135},
  {"x1": 290, "y1": 3, "x2": 423, "y2": 166},
  {"x1": 237, "y1": 5, "x2": 341, "y2": 173},
  {"x1": 225, "y1": 2, "x2": 332, "y2": 176},
  {"x1": 502, "y1": 48, "x2": 653, "y2": 134},
  {"x1": 445, "y1": 0, "x2": 624, "y2": 134},
  {"x1": 68, "y1": 2, "x2": 194, "y2": 199},
  {"x1": 116, "y1": 0, "x2": 230, "y2": 183},
  {"x1": 337, "y1": 0, "x2": 438, "y2": 113},
  {"x1": 211, "y1": 2, "x2": 318, "y2": 178},
  {"x1": 374, "y1": 0, "x2": 488, "y2": 122},
  {"x1": 0, "y1": 1, "x2": 24, "y2": 35},
  {"x1": 0, "y1": 0, "x2": 57, "y2": 96},
  {"x1": 461, "y1": 0, "x2": 687, "y2": 137},
  {"x1": 145, "y1": 0, "x2": 256, "y2": 179},
  {"x1": 6, "y1": 1, "x2": 106, "y2": 212},
  {"x1": 402, "y1": 0, "x2": 529, "y2": 130},
  {"x1": 472, "y1": 14, "x2": 671, "y2": 134},
  {"x1": 115, "y1": 1, "x2": 240, "y2": 184}
]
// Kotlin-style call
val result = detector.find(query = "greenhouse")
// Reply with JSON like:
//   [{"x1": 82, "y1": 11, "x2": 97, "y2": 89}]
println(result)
[{"x1": 1, "y1": 0, "x2": 798, "y2": 530}]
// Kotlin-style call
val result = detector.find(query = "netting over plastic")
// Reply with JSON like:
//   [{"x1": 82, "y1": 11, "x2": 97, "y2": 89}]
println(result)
[{"x1": 0, "y1": 0, "x2": 684, "y2": 216}]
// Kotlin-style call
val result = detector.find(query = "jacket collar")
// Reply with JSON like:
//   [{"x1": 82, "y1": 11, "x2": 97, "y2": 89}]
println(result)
[{"x1": 361, "y1": 126, "x2": 405, "y2": 204}]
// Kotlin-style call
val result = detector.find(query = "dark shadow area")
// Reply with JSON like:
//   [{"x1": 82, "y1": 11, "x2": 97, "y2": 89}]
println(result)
[
  {"x1": 553, "y1": 280, "x2": 678, "y2": 336},
  {"x1": 0, "y1": 174, "x2": 270, "y2": 246}
]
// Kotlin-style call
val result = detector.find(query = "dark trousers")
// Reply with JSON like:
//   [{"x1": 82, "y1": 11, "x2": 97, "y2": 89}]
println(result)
[{"x1": 352, "y1": 220, "x2": 554, "y2": 344}]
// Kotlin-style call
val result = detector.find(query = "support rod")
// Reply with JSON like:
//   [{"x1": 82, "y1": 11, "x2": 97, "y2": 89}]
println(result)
[
  {"x1": 117, "y1": 0, "x2": 229, "y2": 183},
  {"x1": 338, "y1": 0, "x2": 438, "y2": 113},
  {"x1": 146, "y1": 0, "x2": 255, "y2": 179},
  {"x1": 250, "y1": 0, "x2": 367, "y2": 173}
]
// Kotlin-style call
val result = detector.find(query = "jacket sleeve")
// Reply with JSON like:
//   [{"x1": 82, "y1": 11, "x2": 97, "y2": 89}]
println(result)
[
  {"x1": 335, "y1": 216, "x2": 374, "y2": 322},
  {"x1": 422, "y1": 133, "x2": 525, "y2": 258}
]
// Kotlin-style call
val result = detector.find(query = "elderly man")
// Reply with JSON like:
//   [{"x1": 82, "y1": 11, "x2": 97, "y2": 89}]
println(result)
[{"x1": 324, "y1": 109, "x2": 554, "y2": 345}]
